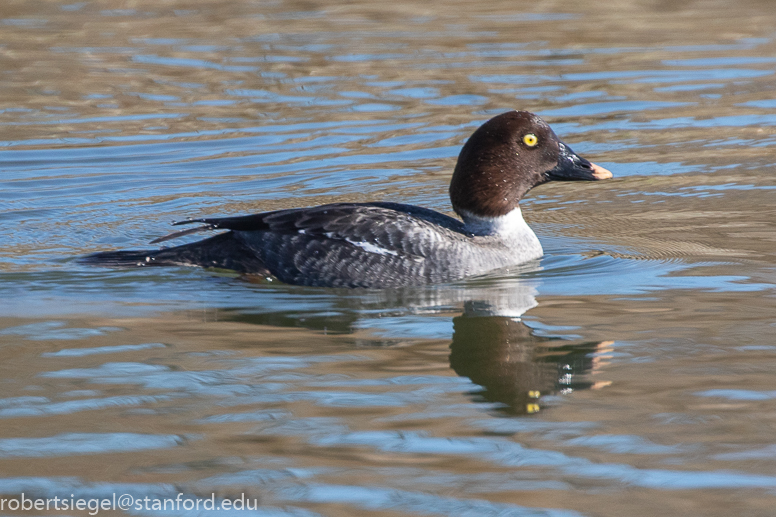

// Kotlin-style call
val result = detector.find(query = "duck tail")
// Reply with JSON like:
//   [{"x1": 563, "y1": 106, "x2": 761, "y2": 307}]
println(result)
[{"x1": 79, "y1": 232, "x2": 269, "y2": 274}]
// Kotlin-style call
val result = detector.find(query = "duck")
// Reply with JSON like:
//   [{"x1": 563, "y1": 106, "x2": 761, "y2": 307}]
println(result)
[{"x1": 82, "y1": 110, "x2": 612, "y2": 288}]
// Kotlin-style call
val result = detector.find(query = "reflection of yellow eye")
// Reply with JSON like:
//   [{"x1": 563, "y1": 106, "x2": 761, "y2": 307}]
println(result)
[{"x1": 523, "y1": 133, "x2": 538, "y2": 147}]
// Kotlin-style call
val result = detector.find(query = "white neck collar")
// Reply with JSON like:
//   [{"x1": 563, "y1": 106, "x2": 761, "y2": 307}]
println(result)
[{"x1": 459, "y1": 207, "x2": 533, "y2": 238}]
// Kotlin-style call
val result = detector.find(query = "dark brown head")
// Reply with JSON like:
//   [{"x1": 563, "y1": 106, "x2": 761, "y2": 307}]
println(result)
[{"x1": 449, "y1": 110, "x2": 612, "y2": 218}]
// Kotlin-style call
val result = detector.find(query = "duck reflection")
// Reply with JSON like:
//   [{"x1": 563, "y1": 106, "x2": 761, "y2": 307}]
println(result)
[
  {"x1": 451, "y1": 300, "x2": 612, "y2": 415},
  {"x1": 216, "y1": 273, "x2": 612, "y2": 415}
]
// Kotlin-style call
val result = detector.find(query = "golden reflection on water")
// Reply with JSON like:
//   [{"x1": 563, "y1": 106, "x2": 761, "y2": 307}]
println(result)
[{"x1": 2, "y1": 283, "x2": 776, "y2": 516}]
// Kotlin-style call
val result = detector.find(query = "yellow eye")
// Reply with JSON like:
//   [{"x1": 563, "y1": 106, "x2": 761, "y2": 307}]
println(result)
[{"x1": 523, "y1": 133, "x2": 538, "y2": 147}]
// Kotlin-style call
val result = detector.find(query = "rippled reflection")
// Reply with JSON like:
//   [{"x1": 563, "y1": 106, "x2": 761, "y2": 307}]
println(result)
[{"x1": 451, "y1": 309, "x2": 610, "y2": 415}]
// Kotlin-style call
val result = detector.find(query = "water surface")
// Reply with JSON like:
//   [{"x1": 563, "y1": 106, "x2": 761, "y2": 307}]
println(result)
[{"x1": 2, "y1": 1, "x2": 776, "y2": 516}]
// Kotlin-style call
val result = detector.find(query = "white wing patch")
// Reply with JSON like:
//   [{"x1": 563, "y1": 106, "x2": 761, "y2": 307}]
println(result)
[
  {"x1": 319, "y1": 231, "x2": 401, "y2": 256},
  {"x1": 345, "y1": 238, "x2": 399, "y2": 257}
]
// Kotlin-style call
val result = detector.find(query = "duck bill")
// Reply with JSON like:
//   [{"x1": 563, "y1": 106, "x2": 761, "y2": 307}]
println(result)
[{"x1": 545, "y1": 142, "x2": 612, "y2": 181}]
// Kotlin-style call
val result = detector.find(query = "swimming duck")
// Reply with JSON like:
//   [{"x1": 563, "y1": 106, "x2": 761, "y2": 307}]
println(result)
[{"x1": 83, "y1": 111, "x2": 612, "y2": 288}]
